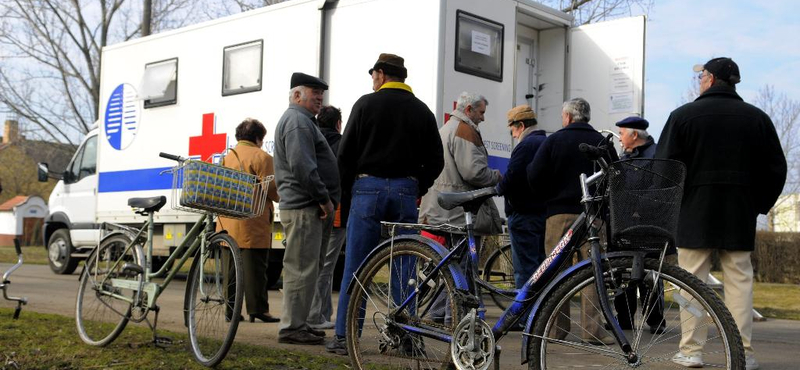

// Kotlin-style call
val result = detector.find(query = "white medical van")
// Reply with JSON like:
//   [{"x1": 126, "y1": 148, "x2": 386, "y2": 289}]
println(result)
[{"x1": 38, "y1": 0, "x2": 645, "y2": 274}]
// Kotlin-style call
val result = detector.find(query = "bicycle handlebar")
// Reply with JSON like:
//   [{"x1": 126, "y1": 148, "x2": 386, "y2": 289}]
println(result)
[
  {"x1": 159, "y1": 152, "x2": 186, "y2": 162},
  {"x1": 13, "y1": 238, "x2": 21, "y2": 256}
]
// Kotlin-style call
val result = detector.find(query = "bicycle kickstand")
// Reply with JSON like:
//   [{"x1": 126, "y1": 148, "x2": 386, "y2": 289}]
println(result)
[{"x1": 147, "y1": 305, "x2": 174, "y2": 348}]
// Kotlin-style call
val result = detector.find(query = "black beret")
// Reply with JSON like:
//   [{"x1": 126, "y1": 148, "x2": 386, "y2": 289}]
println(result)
[
  {"x1": 615, "y1": 116, "x2": 649, "y2": 130},
  {"x1": 290, "y1": 72, "x2": 328, "y2": 90}
]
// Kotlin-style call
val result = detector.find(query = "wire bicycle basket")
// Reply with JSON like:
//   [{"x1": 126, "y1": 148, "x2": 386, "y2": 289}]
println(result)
[
  {"x1": 170, "y1": 153, "x2": 273, "y2": 219},
  {"x1": 607, "y1": 159, "x2": 686, "y2": 251}
]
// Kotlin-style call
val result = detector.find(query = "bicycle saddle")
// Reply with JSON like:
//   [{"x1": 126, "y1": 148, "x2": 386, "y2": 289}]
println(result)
[
  {"x1": 128, "y1": 196, "x2": 167, "y2": 213},
  {"x1": 437, "y1": 187, "x2": 497, "y2": 214}
]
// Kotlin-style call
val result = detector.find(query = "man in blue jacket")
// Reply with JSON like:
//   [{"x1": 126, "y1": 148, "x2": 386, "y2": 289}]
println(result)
[
  {"x1": 495, "y1": 105, "x2": 546, "y2": 289},
  {"x1": 527, "y1": 97, "x2": 617, "y2": 344}
]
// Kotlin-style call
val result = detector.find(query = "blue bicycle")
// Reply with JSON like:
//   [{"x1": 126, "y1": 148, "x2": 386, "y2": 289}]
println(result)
[{"x1": 343, "y1": 141, "x2": 745, "y2": 369}]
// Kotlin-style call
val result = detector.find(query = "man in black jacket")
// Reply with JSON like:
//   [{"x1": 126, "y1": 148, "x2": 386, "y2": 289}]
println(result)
[
  {"x1": 657, "y1": 57, "x2": 786, "y2": 370},
  {"x1": 327, "y1": 53, "x2": 444, "y2": 355},
  {"x1": 527, "y1": 97, "x2": 617, "y2": 345}
]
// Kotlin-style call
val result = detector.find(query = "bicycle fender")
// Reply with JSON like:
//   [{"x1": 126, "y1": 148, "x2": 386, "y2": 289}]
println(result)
[
  {"x1": 520, "y1": 257, "x2": 593, "y2": 365},
  {"x1": 346, "y1": 234, "x2": 470, "y2": 295}
]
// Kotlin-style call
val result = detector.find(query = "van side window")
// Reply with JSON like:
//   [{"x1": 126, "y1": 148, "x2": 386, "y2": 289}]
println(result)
[
  {"x1": 65, "y1": 142, "x2": 86, "y2": 184},
  {"x1": 222, "y1": 40, "x2": 263, "y2": 96},
  {"x1": 140, "y1": 58, "x2": 178, "y2": 108},
  {"x1": 79, "y1": 136, "x2": 97, "y2": 180},
  {"x1": 454, "y1": 10, "x2": 504, "y2": 82}
]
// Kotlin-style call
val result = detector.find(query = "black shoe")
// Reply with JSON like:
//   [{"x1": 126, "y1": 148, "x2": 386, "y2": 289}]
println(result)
[
  {"x1": 278, "y1": 331, "x2": 325, "y2": 345},
  {"x1": 326, "y1": 335, "x2": 348, "y2": 355},
  {"x1": 307, "y1": 327, "x2": 326, "y2": 337},
  {"x1": 249, "y1": 313, "x2": 280, "y2": 323}
]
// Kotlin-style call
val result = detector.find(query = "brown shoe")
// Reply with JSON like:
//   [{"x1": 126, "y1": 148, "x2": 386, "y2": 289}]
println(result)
[{"x1": 278, "y1": 331, "x2": 325, "y2": 345}]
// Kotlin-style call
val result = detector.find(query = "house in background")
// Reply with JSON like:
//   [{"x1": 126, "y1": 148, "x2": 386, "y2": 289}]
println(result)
[
  {"x1": 0, "y1": 195, "x2": 47, "y2": 246},
  {"x1": 771, "y1": 194, "x2": 800, "y2": 232}
]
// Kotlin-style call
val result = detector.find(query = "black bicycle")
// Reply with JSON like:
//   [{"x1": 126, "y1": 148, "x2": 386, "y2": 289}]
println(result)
[{"x1": 343, "y1": 140, "x2": 745, "y2": 369}]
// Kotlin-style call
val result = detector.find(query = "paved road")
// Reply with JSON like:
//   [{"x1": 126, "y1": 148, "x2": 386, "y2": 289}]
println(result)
[{"x1": 2, "y1": 263, "x2": 798, "y2": 369}]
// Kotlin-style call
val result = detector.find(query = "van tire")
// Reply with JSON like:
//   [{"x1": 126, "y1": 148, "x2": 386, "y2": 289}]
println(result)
[{"x1": 48, "y1": 229, "x2": 79, "y2": 275}]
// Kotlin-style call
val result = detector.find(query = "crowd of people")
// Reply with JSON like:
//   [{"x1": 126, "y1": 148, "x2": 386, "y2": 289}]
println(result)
[{"x1": 219, "y1": 54, "x2": 786, "y2": 370}]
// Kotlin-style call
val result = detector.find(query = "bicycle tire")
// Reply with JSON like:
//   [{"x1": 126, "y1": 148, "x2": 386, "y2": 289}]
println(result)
[
  {"x1": 346, "y1": 240, "x2": 464, "y2": 369},
  {"x1": 76, "y1": 233, "x2": 144, "y2": 346},
  {"x1": 482, "y1": 244, "x2": 515, "y2": 310},
  {"x1": 186, "y1": 233, "x2": 243, "y2": 367},
  {"x1": 528, "y1": 257, "x2": 745, "y2": 369}
]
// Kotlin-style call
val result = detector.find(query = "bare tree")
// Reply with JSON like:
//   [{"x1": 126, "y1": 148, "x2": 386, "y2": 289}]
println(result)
[
  {"x1": 535, "y1": 0, "x2": 654, "y2": 25},
  {"x1": 0, "y1": 0, "x2": 196, "y2": 146}
]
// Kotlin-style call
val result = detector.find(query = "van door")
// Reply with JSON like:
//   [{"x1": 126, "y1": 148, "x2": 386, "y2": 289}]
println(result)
[
  {"x1": 568, "y1": 16, "x2": 645, "y2": 133},
  {"x1": 62, "y1": 135, "x2": 100, "y2": 246},
  {"x1": 515, "y1": 27, "x2": 538, "y2": 109}
]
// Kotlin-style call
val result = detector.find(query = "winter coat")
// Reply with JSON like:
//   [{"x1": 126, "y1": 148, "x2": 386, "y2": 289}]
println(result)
[
  {"x1": 216, "y1": 141, "x2": 280, "y2": 249},
  {"x1": 496, "y1": 127, "x2": 546, "y2": 216},
  {"x1": 655, "y1": 85, "x2": 786, "y2": 251},
  {"x1": 419, "y1": 112, "x2": 502, "y2": 226}
]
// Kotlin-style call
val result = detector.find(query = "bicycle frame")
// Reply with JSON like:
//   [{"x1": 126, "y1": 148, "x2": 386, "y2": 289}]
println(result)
[
  {"x1": 369, "y1": 159, "x2": 642, "y2": 363},
  {"x1": 94, "y1": 211, "x2": 214, "y2": 310}
]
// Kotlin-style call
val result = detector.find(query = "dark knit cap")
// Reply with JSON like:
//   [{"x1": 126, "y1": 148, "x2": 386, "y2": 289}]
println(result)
[{"x1": 693, "y1": 57, "x2": 741, "y2": 85}]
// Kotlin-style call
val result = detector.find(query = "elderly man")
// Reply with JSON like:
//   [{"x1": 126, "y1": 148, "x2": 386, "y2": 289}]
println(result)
[
  {"x1": 419, "y1": 91, "x2": 501, "y2": 235},
  {"x1": 658, "y1": 57, "x2": 786, "y2": 370},
  {"x1": 328, "y1": 53, "x2": 444, "y2": 355},
  {"x1": 527, "y1": 97, "x2": 617, "y2": 344},
  {"x1": 616, "y1": 116, "x2": 656, "y2": 160},
  {"x1": 612, "y1": 116, "x2": 672, "y2": 334},
  {"x1": 495, "y1": 105, "x2": 546, "y2": 289},
  {"x1": 273, "y1": 72, "x2": 340, "y2": 345}
]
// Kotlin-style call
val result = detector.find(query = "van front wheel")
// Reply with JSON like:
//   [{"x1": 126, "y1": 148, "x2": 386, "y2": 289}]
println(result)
[{"x1": 48, "y1": 229, "x2": 79, "y2": 274}]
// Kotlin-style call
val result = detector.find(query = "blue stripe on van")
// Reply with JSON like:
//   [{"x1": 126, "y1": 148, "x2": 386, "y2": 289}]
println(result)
[
  {"x1": 488, "y1": 155, "x2": 510, "y2": 175},
  {"x1": 98, "y1": 167, "x2": 176, "y2": 192}
]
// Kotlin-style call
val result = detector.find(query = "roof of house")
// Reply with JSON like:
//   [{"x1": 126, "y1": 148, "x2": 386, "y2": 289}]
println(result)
[
  {"x1": 0, "y1": 195, "x2": 30, "y2": 211},
  {"x1": 0, "y1": 139, "x2": 75, "y2": 173}
]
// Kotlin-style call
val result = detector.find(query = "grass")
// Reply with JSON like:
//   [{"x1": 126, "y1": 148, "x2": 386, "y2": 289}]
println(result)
[
  {"x1": 0, "y1": 244, "x2": 48, "y2": 265},
  {"x1": 0, "y1": 308, "x2": 349, "y2": 370}
]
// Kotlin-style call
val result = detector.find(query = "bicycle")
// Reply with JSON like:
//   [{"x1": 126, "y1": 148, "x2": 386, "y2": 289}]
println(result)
[
  {"x1": 343, "y1": 139, "x2": 745, "y2": 369},
  {"x1": 2, "y1": 238, "x2": 28, "y2": 319},
  {"x1": 75, "y1": 151, "x2": 272, "y2": 367}
]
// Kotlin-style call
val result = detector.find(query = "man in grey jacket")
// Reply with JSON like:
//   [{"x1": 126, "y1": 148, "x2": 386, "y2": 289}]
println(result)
[
  {"x1": 273, "y1": 72, "x2": 340, "y2": 345},
  {"x1": 419, "y1": 91, "x2": 501, "y2": 231}
]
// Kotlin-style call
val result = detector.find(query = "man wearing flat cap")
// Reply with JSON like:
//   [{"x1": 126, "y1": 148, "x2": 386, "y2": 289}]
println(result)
[
  {"x1": 616, "y1": 116, "x2": 656, "y2": 160},
  {"x1": 273, "y1": 72, "x2": 340, "y2": 345},
  {"x1": 495, "y1": 104, "x2": 546, "y2": 290},
  {"x1": 658, "y1": 57, "x2": 786, "y2": 369},
  {"x1": 328, "y1": 53, "x2": 444, "y2": 355}
]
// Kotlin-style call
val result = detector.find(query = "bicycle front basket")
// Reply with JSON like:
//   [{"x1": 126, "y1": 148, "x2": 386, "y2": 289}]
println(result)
[
  {"x1": 172, "y1": 160, "x2": 272, "y2": 219},
  {"x1": 607, "y1": 159, "x2": 686, "y2": 251}
]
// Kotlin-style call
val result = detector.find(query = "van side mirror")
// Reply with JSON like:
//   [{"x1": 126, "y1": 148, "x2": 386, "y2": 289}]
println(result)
[
  {"x1": 37, "y1": 163, "x2": 49, "y2": 182},
  {"x1": 37, "y1": 162, "x2": 63, "y2": 182}
]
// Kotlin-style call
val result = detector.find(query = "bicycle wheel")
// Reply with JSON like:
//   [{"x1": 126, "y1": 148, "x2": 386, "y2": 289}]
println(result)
[
  {"x1": 346, "y1": 240, "x2": 464, "y2": 369},
  {"x1": 528, "y1": 257, "x2": 745, "y2": 369},
  {"x1": 482, "y1": 244, "x2": 515, "y2": 310},
  {"x1": 76, "y1": 233, "x2": 143, "y2": 346},
  {"x1": 186, "y1": 233, "x2": 243, "y2": 367}
]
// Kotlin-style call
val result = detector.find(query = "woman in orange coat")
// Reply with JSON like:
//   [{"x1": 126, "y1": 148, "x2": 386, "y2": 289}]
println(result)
[{"x1": 217, "y1": 118, "x2": 281, "y2": 323}]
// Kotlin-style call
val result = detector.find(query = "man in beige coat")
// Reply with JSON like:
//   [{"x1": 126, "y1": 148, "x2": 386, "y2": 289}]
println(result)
[{"x1": 217, "y1": 118, "x2": 280, "y2": 323}]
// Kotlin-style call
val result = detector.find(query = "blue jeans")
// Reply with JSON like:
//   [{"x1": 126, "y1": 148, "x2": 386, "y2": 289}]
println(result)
[
  {"x1": 334, "y1": 176, "x2": 419, "y2": 338},
  {"x1": 508, "y1": 212, "x2": 546, "y2": 289}
]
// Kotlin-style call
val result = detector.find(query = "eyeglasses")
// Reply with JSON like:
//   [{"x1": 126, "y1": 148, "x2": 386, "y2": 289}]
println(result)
[{"x1": 696, "y1": 71, "x2": 705, "y2": 80}]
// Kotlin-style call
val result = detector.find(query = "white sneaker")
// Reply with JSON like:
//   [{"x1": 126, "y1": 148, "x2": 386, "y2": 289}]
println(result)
[
  {"x1": 671, "y1": 352, "x2": 703, "y2": 368},
  {"x1": 309, "y1": 320, "x2": 335, "y2": 330},
  {"x1": 745, "y1": 354, "x2": 759, "y2": 370}
]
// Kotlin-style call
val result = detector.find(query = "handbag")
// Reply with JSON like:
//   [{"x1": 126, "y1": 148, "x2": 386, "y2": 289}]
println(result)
[{"x1": 473, "y1": 198, "x2": 503, "y2": 235}]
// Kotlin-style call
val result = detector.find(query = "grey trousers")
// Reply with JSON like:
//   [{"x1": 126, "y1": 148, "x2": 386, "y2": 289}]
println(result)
[
  {"x1": 278, "y1": 205, "x2": 333, "y2": 337},
  {"x1": 309, "y1": 226, "x2": 346, "y2": 325}
]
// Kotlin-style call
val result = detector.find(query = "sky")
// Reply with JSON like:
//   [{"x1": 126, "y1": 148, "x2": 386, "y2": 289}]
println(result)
[{"x1": 643, "y1": 0, "x2": 800, "y2": 140}]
